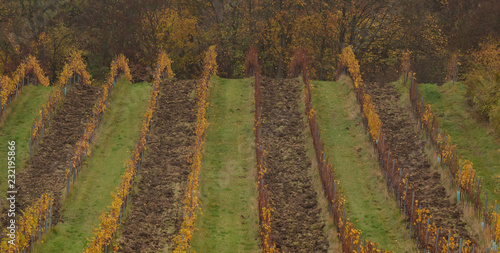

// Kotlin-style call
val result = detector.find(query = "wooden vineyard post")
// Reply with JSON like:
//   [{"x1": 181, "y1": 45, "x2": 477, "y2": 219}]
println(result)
[
  {"x1": 485, "y1": 191, "x2": 488, "y2": 227},
  {"x1": 386, "y1": 150, "x2": 390, "y2": 186},
  {"x1": 435, "y1": 228, "x2": 440, "y2": 253},
  {"x1": 398, "y1": 169, "x2": 402, "y2": 205},
  {"x1": 448, "y1": 233, "x2": 453, "y2": 253},
  {"x1": 409, "y1": 191, "x2": 414, "y2": 238},
  {"x1": 391, "y1": 159, "x2": 395, "y2": 191},
  {"x1": 333, "y1": 180, "x2": 337, "y2": 214},
  {"x1": 376, "y1": 127, "x2": 381, "y2": 157},
  {"x1": 451, "y1": 56, "x2": 458, "y2": 86},
  {"x1": 425, "y1": 217, "x2": 430, "y2": 249},
  {"x1": 404, "y1": 179, "x2": 408, "y2": 214},
  {"x1": 39, "y1": 195, "x2": 43, "y2": 240},
  {"x1": 30, "y1": 125, "x2": 33, "y2": 160},
  {"x1": 67, "y1": 166, "x2": 71, "y2": 195}
]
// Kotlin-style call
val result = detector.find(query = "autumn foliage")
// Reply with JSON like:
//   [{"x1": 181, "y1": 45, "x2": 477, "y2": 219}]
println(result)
[
  {"x1": 465, "y1": 41, "x2": 500, "y2": 135},
  {"x1": 173, "y1": 45, "x2": 217, "y2": 252},
  {"x1": 30, "y1": 52, "x2": 92, "y2": 152},
  {"x1": 294, "y1": 49, "x2": 388, "y2": 253},
  {"x1": 338, "y1": 46, "x2": 362, "y2": 89},
  {"x1": 0, "y1": 52, "x2": 93, "y2": 252},
  {"x1": 341, "y1": 48, "x2": 478, "y2": 252},
  {"x1": 248, "y1": 48, "x2": 277, "y2": 252},
  {"x1": 244, "y1": 46, "x2": 259, "y2": 77},
  {"x1": 84, "y1": 51, "x2": 173, "y2": 253},
  {"x1": 0, "y1": 55, "x2": 49, "y2": 112},
  {"x1": 409, "y1": 63, "x2": 500, "y2": 246},
  {"x1": 0, "y1": 193, "x2": 54, "y2": 252},
  {"x1": 66, "y1": 54, "x2": 132, "y2": 192}
]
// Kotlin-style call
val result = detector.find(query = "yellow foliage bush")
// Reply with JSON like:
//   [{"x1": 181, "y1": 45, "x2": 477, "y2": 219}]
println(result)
[
  {"x1": 1, "y1": 55, "x2": 50, "y2": 109},
  {"x1": 0, "y1": 193, "x2": 54, "y2": 252},
  {"x1": 339, "y1": 46, "x2": 362, "y2": 89}
]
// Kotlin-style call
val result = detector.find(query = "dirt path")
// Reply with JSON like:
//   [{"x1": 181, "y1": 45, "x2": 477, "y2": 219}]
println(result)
[
  {"x1": 364, "y1": 81, "x2": 474, "y2": 243},
  {"x1": 118, "y1": 80, "x2": 196, "y2": 253},
  {"x1": 260, "y1": 77, "x2": 328, "y2": 252},
  {"x1": 2, "y1": 82, "x2": 101, "y2": 228}
]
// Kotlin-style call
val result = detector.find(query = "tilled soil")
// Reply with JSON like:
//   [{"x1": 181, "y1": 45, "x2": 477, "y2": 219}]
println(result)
[
  {"x1": 118, "y1": 80, "x2": 196, "y2": 253},
  {"x1": 1, "y1": 82, "x2": 101, "y2": 230},
  {"x1": 260, "y1": 77, "x2": 328, "y2": 252},
  {"x1": 364, "y1": 82, "x2": 474, "y2": 243}
]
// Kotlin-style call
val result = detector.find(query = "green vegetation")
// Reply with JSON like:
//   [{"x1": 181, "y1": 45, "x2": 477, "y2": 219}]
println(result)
[
  {"x1": 0, "y1": 85, "x2": 53, "y2": 200},
  {"x1": 190, "y1": 77, "x2": 260, "y2": 253},
  {"x1": 416, "y1": 81, "x2": 500, "y2": 205},
  {"x1": 34, "y1": 77, "x2": 152, "y2": 253},
  {"x1": 311, "y1": 79, "x2": 418, "y2": 252},
  {"x1": 463, "y1": 41, "x2": 500, "y2": 135}
]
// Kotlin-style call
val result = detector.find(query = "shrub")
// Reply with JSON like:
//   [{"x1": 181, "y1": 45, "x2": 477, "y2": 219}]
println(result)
[{"x1": 465, "y1": 40, "x2": 500, "y2": 134}]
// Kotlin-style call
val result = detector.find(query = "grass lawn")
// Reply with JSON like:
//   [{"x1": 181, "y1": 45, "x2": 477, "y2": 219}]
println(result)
[
  {"x1": 34, "y1": 77, "x2": 151, "y2": 252},
  {"x1": 311, "y1": 78, "x2": 418, "y2": 252},
  {"x1": 415, "y1": 81, "x2": 500, "y2": 206},
  {"x1": 190, "y1": 77, "x2": 260, "y2": 253},
  {"x1": 0, "y1": 85, "x2": 53, "y2": 206}
]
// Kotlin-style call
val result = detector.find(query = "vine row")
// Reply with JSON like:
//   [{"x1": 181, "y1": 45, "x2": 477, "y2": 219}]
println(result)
[
  {"x1": 291, "y1": 48, "x2": 388, "y2": 253},
  {"x1": 407, "y1": 54, "x2": 499, "y2": 247},
  {"x1": 173, "y1": 45, "x2": 217, "y2": 252},
  {"x1": 0, "y1": 51, "x2": 92, "y2": 253},
  {"x1": 245, "y1": 46, "x2": 277, "y2": 252},
  {"x1": 0, "y1": 55, "x2": 50, "y2": 119},
  {"x1": 339, "y1": 46, "x2": 476, "y2": 252},
  {"x1": 84, "y1": 51, "x2": 173, "y2": 253},
  {"x1": 65, "y1": 54, "x2": 132, "y2": 195},
  {"x1": 29, "y1": 52, "x2": 92, "y2": 160}
]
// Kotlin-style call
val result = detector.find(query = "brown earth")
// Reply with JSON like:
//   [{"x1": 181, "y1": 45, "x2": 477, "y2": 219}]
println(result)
[
  {"x1": 117, "y1": 79, "x2": 196, "y2": 253},
  {"x1": 1, "y1": 82, "x2": 102, "y2": 230},
  {"x1": 260, "y1": 77, "x2": 328, "y2": 252},
  {"x1": 364, "y1": 81, "x2": 475, "y2": 243}
]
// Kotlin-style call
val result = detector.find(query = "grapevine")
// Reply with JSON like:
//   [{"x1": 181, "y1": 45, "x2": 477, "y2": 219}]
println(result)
[
  {"x1": 336, "y1": 46, "x2": 476, "y2": 252},
  {"x1": 0, "y1": 52, "x2": 93, "y2": 253},
  {"x1": 66, "y1": 54, "x2": 132, "y2": 190},
  {"x1": 1, "y1": 55, "x2": 50, "y2": 110},
  {"x1": 0, "y1": 192, "x2": 54, "y2": 252},
  {"x1": 31, "y1": 51, "x2": 93, "y2": 152},
  {"x1": 84, "y1": 51, "x2": 173, "y2": 253},
  {"x1": 338, "y1": 46, "x2": 362, "y2": 89},
  {"x1": 249, "y1": 47, "x2": 278, "y2": 252},
  {"x1": 289, "y1": 48, "x2": 387, "y2": 252},
  {"x1": 173, "y1": 45, "x2": 217, "y2": 252},
  {"x1": 407, "y1": 50, "x2": 500, "y2": 247}
]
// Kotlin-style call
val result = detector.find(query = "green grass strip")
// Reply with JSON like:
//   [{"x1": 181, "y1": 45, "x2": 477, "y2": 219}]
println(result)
[
  {"x1": 416, "y1": 81, "x2": 500, "y2": 206},
  {"x1": 33, "y1": 77, "x2": 152, "y2": 253},
  {"x1": 311, "y1": 79, "x2": 418, "y2": 252},
  {"x1": 190, "y1": 77, "x2": 260, "y2": 253},
  {"x1": 0, "y1": 85, "x2": 53, "y2": 200}
]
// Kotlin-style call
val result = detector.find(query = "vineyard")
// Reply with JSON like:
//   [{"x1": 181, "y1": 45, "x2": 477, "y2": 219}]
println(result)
[
  {"x1": 118, "y1": 78, "x2": 197, "y2": 252},
  {"x1": 0, "y1": 32, "x2": 498, "y2": 253}
]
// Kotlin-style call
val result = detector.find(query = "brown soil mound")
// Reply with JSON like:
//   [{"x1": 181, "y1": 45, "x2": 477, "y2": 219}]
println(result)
[
  {"x1": 118, "y1": 79, "x2": 196, "y2": 252},
  {"x1": 260, "y1": 77, "x2": 328, "y2": 252},
  {"x1": 1, "y1": 82, "x2": 101, "y2": 230},
  {"x1": 364, "y1": 81, "x2": 474, "y2": 243}
]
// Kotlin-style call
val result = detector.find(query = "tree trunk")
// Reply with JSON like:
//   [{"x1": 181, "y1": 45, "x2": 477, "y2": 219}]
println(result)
[
  {"x1": 319, "y1": 37, "x2": 326, "y2": 81},
  {"x1": 276, "y1": 34, "x2": 285, "y2": 78}
]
